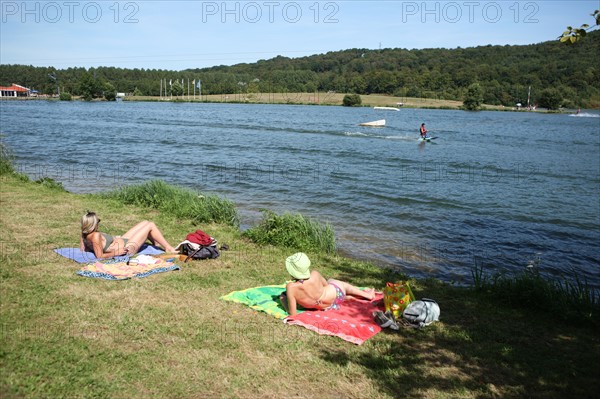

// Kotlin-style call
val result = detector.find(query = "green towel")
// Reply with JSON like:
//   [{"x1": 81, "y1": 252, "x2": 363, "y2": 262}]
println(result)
[{"x1": 220, "y1": 284, "x2": 304, "y2": 319}]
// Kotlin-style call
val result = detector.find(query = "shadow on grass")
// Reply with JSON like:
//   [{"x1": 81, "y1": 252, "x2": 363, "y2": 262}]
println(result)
[{"x1": 317, "y1": 280, "x2": 600, "y2": 398}]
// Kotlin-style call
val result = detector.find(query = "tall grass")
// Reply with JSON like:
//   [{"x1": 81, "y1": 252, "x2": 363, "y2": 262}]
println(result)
[
  {"x1": 471, "y1": 263, "x2": 599, "y2": 325},
  {"x1": 0, "y1": 137, "x2": 16, "y2": 175},
  {"x1": 1, "y1": 139, "x2": 53, "y2": 186},
  {"x1": 243, "y1": 210, "x2": 336, "y2": 254},
  {"x1": 102, "y1": 180, "x2": 239, "y2": 227}
]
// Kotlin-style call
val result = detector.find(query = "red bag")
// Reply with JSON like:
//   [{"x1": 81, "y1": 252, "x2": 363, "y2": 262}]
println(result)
[{"x1": 185, "y1": 229, "x2": 214, "y2": 246}]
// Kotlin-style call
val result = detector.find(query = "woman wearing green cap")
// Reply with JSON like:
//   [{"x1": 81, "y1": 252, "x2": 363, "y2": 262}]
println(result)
[{"x1": 280, "y1": 252, "x2": 375, "y2": 317}]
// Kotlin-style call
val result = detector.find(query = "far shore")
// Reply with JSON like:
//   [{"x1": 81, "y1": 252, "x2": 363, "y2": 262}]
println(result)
[{"x1": 3, "y1": 93, "x2": 594, "y2": 113}]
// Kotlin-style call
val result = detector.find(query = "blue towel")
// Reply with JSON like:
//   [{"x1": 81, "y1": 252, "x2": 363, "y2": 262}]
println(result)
[{"x1": 54, "y1": 244, "x2": 164, "y2": 263}]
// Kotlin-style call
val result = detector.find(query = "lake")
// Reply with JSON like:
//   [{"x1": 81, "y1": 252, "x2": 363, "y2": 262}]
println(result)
[{"x1": 1, "y1": 100, "x2": 599, "y2": 287}]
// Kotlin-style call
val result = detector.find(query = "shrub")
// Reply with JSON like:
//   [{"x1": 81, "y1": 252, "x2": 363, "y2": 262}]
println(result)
[
  {"x1": 102, "y1": 180, "x2": 239, "y2": 227},
  {"x1": 104, "y1": 90, "x2": 117, "y2": 101},
  {"x1": 342, "y1": 94, "x2": 362, "y2": 107},
  {"x1": 59, "y1": 92, "x2": 72, "y2": 101},
  {"x1": 243, "y1": 210, "x2": 336, "y2": 254}
]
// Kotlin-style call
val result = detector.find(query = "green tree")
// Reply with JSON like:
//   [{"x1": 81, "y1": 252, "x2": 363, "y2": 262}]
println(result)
[
  {"x1": 103, "y1": 82, "x2": 117, "y2": 101},
  {"x1": 79, "y1": 72, "x2": 102, "y2": 101},
  {"x1": 463, "y1": 83, "x2": 483, "y2": 110},
  {"x1": 538, "y1": 88, "x2": 563, "y2": 110},
  {"x1": 342, "y1": 93, "x2": 362, "y2": 106},
  {"x1": 171, "y1": 80, "x2": 184, "y2": 97}
]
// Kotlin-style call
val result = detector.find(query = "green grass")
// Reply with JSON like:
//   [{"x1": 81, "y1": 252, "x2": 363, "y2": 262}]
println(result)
[
  {"x1": 471, "y1": 263, "x2": 598, "y2": 325},
  {"x1": 101, "y1": 179, "x2": 239, "y2": 227},
  {"x1": 0, "y1": 139, "x2": 13, "y2": 175},
  {"x1": 1, "y1": 156, "x2": 600, "y2": 398},
  {"x1": 243, "y1": 210, "x2": 336, "y2": 254}
]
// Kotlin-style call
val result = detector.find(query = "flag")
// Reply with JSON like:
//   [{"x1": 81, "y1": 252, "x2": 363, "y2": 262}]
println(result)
[
  {"x1": 196, "y1": 80, "x2": 201, "y2": 89},
  {"x1": 169, "y1": 79, "x2": 172, "y2": 86}
]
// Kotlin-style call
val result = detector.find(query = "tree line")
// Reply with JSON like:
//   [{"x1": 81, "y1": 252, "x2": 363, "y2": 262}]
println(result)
[{"x1": 1, "y1": 31, "x2": 598, "y2": 108}]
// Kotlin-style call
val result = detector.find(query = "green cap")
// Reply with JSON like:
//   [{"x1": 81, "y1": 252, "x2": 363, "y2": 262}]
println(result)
[{"x1": 285, "y1": 252, "x2": 311, "y2": 280}]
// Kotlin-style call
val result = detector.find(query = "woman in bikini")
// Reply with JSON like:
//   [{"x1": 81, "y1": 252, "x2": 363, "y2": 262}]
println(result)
[
  {"x1": 79, "y1": 211, "x2": 176, "y2": 259},
  {"x1": 280, "y1": 252, "x2": 375, "y2": 317}
]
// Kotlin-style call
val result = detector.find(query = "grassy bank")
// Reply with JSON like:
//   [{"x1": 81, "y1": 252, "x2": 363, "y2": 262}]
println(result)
[
  {"x1": 123, "y1": 93, "x2": 585, "y2": 113},
  {"x1": 123, "y1": 93, "x2": 495, "y2": 111},
  {"x1": 1, "y1": 170, "x2": 599, "y2": 397}
]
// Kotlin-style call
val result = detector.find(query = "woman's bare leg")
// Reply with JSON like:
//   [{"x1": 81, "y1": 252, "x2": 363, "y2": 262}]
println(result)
[
  {"x1": 328, "y1": 279, "x2": 375, "y2": 300},
  {"x1": 122, "y1": 221, "x2": 176, "y2": 253}
]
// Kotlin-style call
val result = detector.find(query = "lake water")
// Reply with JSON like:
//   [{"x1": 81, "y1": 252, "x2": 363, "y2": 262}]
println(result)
[{"x1": 1, "y1": 100, "x2": 599, "y2": 287}]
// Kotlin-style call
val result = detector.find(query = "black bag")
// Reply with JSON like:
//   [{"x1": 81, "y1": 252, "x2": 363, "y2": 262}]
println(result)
[{"x1": 180, "y1": 242, "x2": 220, "y2": 262}]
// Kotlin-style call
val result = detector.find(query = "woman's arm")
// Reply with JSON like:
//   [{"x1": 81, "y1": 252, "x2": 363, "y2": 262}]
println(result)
[
  {"x1": 313, "y1": 270, "x2": 327, "y2": 287},
  {"x1": 87, "y1": 232, "x2": 126, "y2": 259},
  {"x1": 284, "y1": 284, "x2": 298, "y2": 317},
  {"x1": 279, "y1": 292, "x2": 289, "y2": 313},
  {"x1": 79, "y1": 236, "x2": 86, "y2": 252}
]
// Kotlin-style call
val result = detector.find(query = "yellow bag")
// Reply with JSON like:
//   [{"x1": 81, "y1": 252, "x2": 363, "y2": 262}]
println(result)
[{"x1": 383, "y1": 281, "x2": 415, "y2": 319}]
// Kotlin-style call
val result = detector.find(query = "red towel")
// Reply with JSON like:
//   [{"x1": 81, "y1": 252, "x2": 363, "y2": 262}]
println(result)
[{"x1": 285, "y1": 293, "x2": 384, "y2": 345}]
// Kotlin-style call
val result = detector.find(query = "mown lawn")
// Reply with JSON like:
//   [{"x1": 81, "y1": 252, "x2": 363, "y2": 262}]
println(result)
[{"x1": 1, "y1": 175, "x2": 598, "y2": 398}]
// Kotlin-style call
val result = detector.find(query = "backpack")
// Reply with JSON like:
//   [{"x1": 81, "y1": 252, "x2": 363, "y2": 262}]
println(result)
[
  {"x1": 179, "y1": 241, "x2": 220, "y2": 262},
  {"x1": 176, "y1": 229, "x2": 220, "y2": 262},
  {"x1": 402, "y1": 298, "x2": 440, "y2": 328}
]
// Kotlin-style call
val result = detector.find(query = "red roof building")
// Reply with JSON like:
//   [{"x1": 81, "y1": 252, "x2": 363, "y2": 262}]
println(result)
[{"x1": 0, "y1": 84, "x2": 31, "y2": 97}]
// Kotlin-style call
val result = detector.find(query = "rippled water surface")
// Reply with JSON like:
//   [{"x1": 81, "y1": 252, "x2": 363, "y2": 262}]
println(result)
[{"x1": 2, "y1": 101, "x2": 599, "y2": 286}]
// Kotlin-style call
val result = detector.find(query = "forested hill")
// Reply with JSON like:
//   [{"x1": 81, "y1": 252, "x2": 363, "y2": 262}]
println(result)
[{"x1": 1, "y1": 31, "x2": 598, "y2": 107}]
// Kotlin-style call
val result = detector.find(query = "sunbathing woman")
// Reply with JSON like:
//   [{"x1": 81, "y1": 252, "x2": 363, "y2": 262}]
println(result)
[
  {"x1": 79, "y1": 211, "x2": 176, "y2": 259},
  {"x1": 280, "y1": 252, "x2": 375, "y2": 317}
]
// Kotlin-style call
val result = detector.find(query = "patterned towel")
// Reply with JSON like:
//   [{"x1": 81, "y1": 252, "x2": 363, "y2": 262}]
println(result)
[
  {"x1": 285, "y1": 293, "x2": 385, "y2": 345},
  {"x1": 55, "y1": 244, "x2": 164, "y2": 263},
  {"x1": 220, "y1": 284, "x2": 301, "y2": 320},
  {"x1": 77, "y1": 258, "x2": 179, "y2": 280}
]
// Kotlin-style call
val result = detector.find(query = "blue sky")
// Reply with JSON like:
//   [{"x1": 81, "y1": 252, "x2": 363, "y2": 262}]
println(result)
[{"x1": 1, "y1": 1, "x2": 597, "y2": 70}]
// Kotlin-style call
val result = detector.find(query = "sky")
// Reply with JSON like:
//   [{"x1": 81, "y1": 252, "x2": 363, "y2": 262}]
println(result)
[{"x1": 0, "y1": 0, "x2": 598, "y2": 70}]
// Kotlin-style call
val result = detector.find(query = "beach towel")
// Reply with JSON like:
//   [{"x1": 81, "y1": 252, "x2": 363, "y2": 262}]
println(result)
[
  {"x1": 221, "y1": 285, "x2": 383, "y2": 344},
  {"x1": 220, "y1": 284, "x2": 300, "y2": 320},
  {"x1": 76, "y1": 257, "x2": 179, "y2": 280},
  {"x1": 285, "y1": 293, "x2": 385, "y2": 345},
  {"x1": 54, "y1": 244, "x2": 164, "y2": 264}
]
